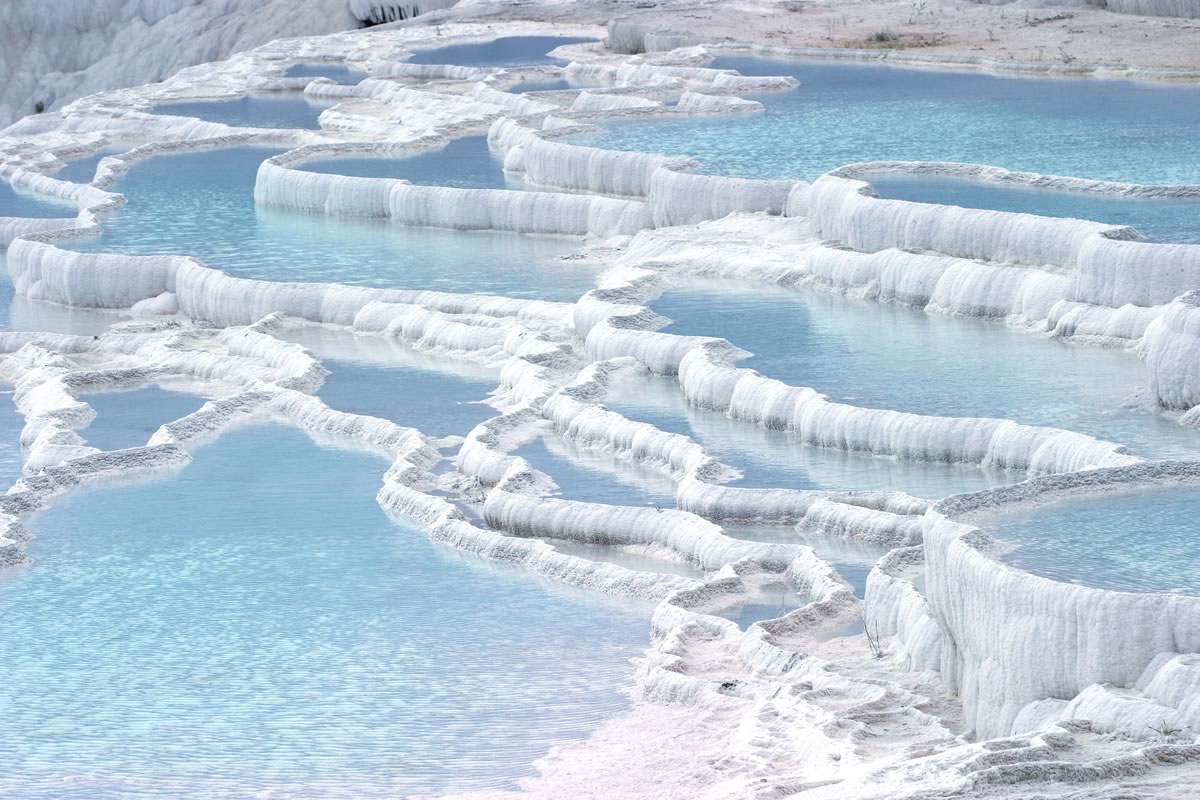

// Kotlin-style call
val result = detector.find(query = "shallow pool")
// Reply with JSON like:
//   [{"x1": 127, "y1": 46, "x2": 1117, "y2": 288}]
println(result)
[
  {"x1": 55, "y1": 148, "x2": 125, "y2": 184},
  {"x1": 0, "y1": 424, "x2": 649, "y2": 797},
  {"x1": 279, "y1": 325, "x2": 501, "y2": 439},
  {"x1": 723, "y1": 523, "x2": 889, "y2": 598},
  {"x1": 604, "y1": 370, "x2": 1010, "y2": 500},
  {"x1": 982, "y1": 485, "x2": 1200, "y2": 594},
  {"x1": 67, "y1": 147, "x2": 597, "y2": 300},
  {"x1": 0, "y1": 178, "x2": 76, "y2": 219},
  {"x1": 652, "y1": 281, "x2": 1200, "y2": 460},
  {"x1": 0, "y1": 385, "x2": 23, "y2": 492},
  {"x1": 80, "y1": 386, "x2": 208, "y2": 451},
  {"x1": 583, "y1": 55, "x2": 1200, "y2": 186},
  {"x1": 514, "y1": 434, "x2": 678, "y2": 507},
  {"x1": 302, "y1": 135, "x2": 511, "y2": 189},
  {"x1": 406, "y1": 36, "x2": 598, "y2": 68},
  {"x1": 284, "y1": 62, "x2": 365, "y2": 84},
  {"x1": 867, "y1": 174, "x2": 1200, "y2": 245},
  {"x1": 149, "y1": 96, "x2": 331, "y2": 130}
]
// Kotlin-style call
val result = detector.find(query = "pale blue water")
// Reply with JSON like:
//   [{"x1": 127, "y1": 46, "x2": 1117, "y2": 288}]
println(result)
[
  {"x1": 986, "y1": 486, "x2": 1200, "y2": 593},
  {"x1": 723, "y1": 523, "x2": 888, "y2": 598},
  {"x1": 407, "y1": 36, "x2": 597, "y2": 68},
  {"x1": 715, "y1": 582, "x2": 805, "y2": 629},
  {"x1": 0, "y1": 178, "x2": 76, "y2": 218},
  {"x1": 515, "y1": 436, "x2": 677, "y2": 507},
  {"x1": 509, "y1": 78, "x2": 582, "y2": 93},
  {"x1": 0, "y1": 386, "x2": 23, "y2": 492},
  {"x1": 284, "y1": 63, "x2": 365, "y2": 84},
  {"x1": 67, "y1": 147, "x2": 597, "y2": 300},
  {"x1": 303, "y1": 135, "x2": 511, "y2": 189},
  {"x1": 584, "y1": 55, "x2": 1200, "y2": 186},
  {"x1": 0, "y1": 425, "x2": 648, "y2": 797},
  {"x1": 80, "y1": 386, "x2": 207, "y2": 451},
  {"x1": 56, "y1": 148, "x2": 124, "y2": 184},
  {"x1": 149, "y1": 96, "x2": 331, "y2": 129},
  {"x1": 0, "y1": 253, "x2": 125, "y2": 335},
  {"x1": 280, "y1": 326, "x2": 501, "y2": 439},
  {"x1": 652, "y1": 281, "x2": 1200, "y2": 460},
  {"x1": 604, "y1": 370, "x2": 1009, "y2": 499},
  {"x1": 868, "y1": 174, "x2": 1200, "y2": 244}
]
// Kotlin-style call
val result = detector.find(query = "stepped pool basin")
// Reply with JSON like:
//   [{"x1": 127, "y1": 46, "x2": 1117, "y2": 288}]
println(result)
[
  {"x1": 723, "y1": 523, "x2": 891, "y2": 598},
  {"x1": 603, "y1": 369, "x2": 1013, "y2": 499},
  {"x1": 0, "y1": 179, "x2": 76, "y2": 219},
  {"x1": 55, "y1": 148, "x2": 125, "y2": 184},
  {"x1": 514, "y1": 434, "x2": 678, "y2": 508},
  {"x1": 302, "y1": 135, "x2": 511, "y2": 189},
  {"x1": 980, "y1": 485, "x2": 1200, "y2": 594},
  {"x1": 66, "y1": 147, "x2": 596, "y2": 299},
  {"x1": 651, "y1": 281, "x2": 1200, "y2": 460},
  {"x1": 149, "y1": 96, "x2": 331, "y2": 130},
  {"x1": 80, "y1": 386, "x2": 209, "y2": 451},
  {"x1": 867, "y1": 173, "x2": 1200, "y2": 245},
  {"x1": 0, "y1": 254, "x2": 127, "y2": 336},
  {"x1": 583, "y1": 55, "x2": 1200, "y2": 187},
  {"x1": 284, "y1": 62, "x2": 365, "y2": 83},
  {"x1": 279, "y1": 325, "x2": 501, "y2": 439},
  {"x1": 0, "y1": 425, "x2": 649, "y2": 797},
  {"x1": 0, "y1": 387, "x2": 22, "y2": 492},
  {"x1": 406, "y1": 36, "x2": 598, "y2": 68}
]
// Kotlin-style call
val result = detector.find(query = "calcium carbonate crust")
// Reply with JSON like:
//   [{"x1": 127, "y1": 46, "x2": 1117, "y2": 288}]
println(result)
[{"x1": 2, "y1": 15, "x2": 1200, "y2": 800}]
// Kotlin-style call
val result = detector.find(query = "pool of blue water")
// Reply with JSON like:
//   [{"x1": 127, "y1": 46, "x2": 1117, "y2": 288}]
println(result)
[
  {"x1": 651, "y1": 281, "x2": 1200, "y2": 460},
  {"x1": 603, "y1": 369, "x2": 1011, "y2": 500},
  {"x1": 983, "y1": 485, "x2": 1200, "y2": 594},
  {"x1": 868, "y1": 174, "x2": 1200, "y2": 245},
  {"x1": 150, "y1": 96, "x2": 331, "y2": 130},
  {"x1": 279, "y1": 326, "x2": 501, "y2": 438},
  {"x1": 583, "y1": 55, "x2": 1200, "y2": 186},
  {"x1": 302, "y1": 135, "x2": 511, "y2": 189},
  {"x1": 406, "y1": 36, "x2": 597, "y2": 68},
  {"x1": 722, "y1": 524, "x2": 888, "y2": 599},
  {"x1": 514, "y1": 435, "x2": 677, "y2": 507},
  {"x1": 0, "y1": 385, "x2": 23, "y2": 492},
  {"x1": 66, "y1": 147, "x2": 597, "y2": 300},
  {"x1": 55, "y1": 148, "x2": 124, "y2": 184},
  {"x1": 540, "y1": 537, "x2": 707, "y2": 579},
  {"x1": 0, "y1": 253, "x2": 126, "y2": 335},
  {"x1": 714, "y1": 582, "x2": 805, "y2": 629},
  {"x1": 509, "y1": 78, "x2": 585, "y2": 94},
  {"x1": 0, "y1": 178, "x2": 76, "y2": 218},
  {"x1": 80, "y1": 386, "x2": 207, "y2": 451},
  {"x1": 0, "y1": 425, "x2": 649, "y2": 797},
  {"x1": 284, "y1": 62, "x2": 365, "y2": 84}
]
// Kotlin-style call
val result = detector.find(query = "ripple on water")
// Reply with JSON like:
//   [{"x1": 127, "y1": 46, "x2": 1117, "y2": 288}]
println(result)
[{"x1": 0, "y1": 425, "x2": 649, "y2": 797}]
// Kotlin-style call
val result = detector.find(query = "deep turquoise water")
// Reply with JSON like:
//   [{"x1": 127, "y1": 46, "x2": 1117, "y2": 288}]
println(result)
[
  {"x1": 868, "y1": 174, "x2": 1200, "y2": 245},
  {"x1": 302, "y1": 135, "x2": 512, "y2": 189},
  {"x1": 284, "y1": 63, "x2": 365, "y2": 84},
  {"x1": 80, "y1": 386, "x2": 208, "y2": 451},
  {"x1": 985, "y1": 485, "x2": 1200, "y2": 594},
  {"x1": 66, "y1": 147, "x2": 597, "y2": 300},
  {"x1": 0, "y1": 178, "x2": 76, "y2": 218},
  {"x1": 603, "y1": 370, "x2": 1010, "y2": 500},
  {"x1": 406, "y1": 36, "x2": 597, "y2": 68},
  {"x1": 583, "y1": 55, "x2": 1200, "y2": 185},
  {"x1": 149, "y1": 96, "x2": 332, "y2": 129},
  {"x1": 652, "y1": 281, "x2": 1200, "y2": 460},
  {"x1": 0, "y1": 425, "x2": 649, "y2": 797}
]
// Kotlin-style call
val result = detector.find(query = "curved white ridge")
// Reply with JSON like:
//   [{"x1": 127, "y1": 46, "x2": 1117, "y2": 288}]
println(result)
[
  {"x1": 256, "y1": 154, "x2": 652, "y2": 237},
  {"x1": 489, "y1": 118, "x2": 699, "y2": 197},
  {"x1": 808, "y1": 173, "x2": 1200, "y2": 310},
  {"x1": 569, "y1": 92, "x2": 661, "y2": 113},
  {"x1": 1140, "y1": 291, "x2": 1200, "y2": 412},
  {"x1": 673, "y1": 90, "x2": 762, "y2": 114},
  {"x1": 647, "y1": 167, "x2": 799, "y2": 227},
  {"x1": 923, "y1": 462, "x2": 1200, "y2": 740}
]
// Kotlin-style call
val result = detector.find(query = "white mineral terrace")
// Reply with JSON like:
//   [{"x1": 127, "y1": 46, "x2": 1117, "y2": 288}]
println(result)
[{"x1": 3, "y1": 9, "x2": 1200, "y2": 800}]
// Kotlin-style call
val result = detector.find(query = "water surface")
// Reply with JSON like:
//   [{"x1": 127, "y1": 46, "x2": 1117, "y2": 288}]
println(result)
[
  {"x1": 150, "y1": 96, "x2": 331, "y2": 130},
  {"x1": 984, "y1": 485, "x2": 1200, "y2": 594},
  {"x1": 407, "y1": 36, "x2": 597, "y2": 68},
  {"x1": 0, "y1": 425, "x2": 649, "y2": 797}
]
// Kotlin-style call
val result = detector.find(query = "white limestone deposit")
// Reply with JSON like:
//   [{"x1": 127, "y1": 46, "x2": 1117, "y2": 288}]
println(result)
[{"x1": 2, "y1": 6, "x2": 1200, "y2": 800}]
